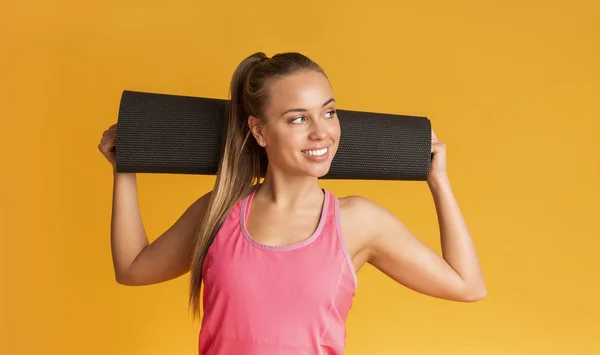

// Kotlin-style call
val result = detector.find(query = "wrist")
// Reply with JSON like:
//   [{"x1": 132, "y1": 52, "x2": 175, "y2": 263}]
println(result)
[{"x1": 427, "y1": 172, "x2": 450, "y2": 188}]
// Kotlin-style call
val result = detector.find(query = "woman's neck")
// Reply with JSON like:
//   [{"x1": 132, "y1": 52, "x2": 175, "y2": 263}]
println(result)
[{"x1": 256, "y1": 172, "x2": 323, "y2": 209}]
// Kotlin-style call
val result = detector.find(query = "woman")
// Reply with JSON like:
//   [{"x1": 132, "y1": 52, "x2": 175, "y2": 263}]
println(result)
[{"x1": 99, "y1": 52, "x2": 486, "y2": 354}]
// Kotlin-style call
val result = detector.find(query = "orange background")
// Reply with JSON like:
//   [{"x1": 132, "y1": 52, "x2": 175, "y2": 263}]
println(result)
[{"x1": 1, "y1": 1, "x2": 599, "y2": 354}]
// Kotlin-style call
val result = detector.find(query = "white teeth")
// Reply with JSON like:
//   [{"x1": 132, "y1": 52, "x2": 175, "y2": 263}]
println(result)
[{"x1": 303, "y1": 148, "x2": 328, "y2": 156}]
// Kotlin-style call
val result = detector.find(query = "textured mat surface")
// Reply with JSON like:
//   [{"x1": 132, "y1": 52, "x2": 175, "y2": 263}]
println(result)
[{"x1": 116, "y1": 90, "x2": 432, "y2": 180}]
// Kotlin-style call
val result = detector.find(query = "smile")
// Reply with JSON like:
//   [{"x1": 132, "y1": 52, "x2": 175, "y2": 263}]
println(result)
[{"x1": 301, "y1": 147, "x2": 328, "y2": 157}]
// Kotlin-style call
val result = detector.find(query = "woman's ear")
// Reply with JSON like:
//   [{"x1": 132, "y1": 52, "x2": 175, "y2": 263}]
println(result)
[{"x1": 248, "y1": 115, "x2": 266, "y2": 147}]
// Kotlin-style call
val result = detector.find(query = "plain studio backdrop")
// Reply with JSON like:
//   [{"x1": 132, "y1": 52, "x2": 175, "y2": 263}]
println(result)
[{"x1": 1, "y1": 1, "x2": 598, "y2": 354}]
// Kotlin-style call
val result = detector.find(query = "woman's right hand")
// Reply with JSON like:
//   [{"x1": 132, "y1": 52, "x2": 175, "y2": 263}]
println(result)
[{"x1": 98, "y1": 123, "x2": 117, "y2": 169}]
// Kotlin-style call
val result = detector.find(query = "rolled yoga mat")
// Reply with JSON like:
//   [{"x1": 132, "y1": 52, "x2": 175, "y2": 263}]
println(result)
[{"x1": 115, "y1": 90, "x2": 432, "y2": 181}]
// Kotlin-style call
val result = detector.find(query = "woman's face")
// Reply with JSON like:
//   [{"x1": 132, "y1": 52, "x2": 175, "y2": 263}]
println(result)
[{"x1": 251, "y1": 70, "x2": 340, "y2": 178}]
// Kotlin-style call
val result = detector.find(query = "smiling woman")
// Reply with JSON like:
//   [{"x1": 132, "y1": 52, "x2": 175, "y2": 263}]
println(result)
[
  {"x1": 99, "y1": 51, "x2": 486, "y2": 355},
  {"x1": 248, "y1": 69, "x2": 340, "y2": 178}
]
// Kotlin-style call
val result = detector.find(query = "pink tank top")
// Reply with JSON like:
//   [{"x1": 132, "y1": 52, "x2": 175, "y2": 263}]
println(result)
[{"x1": 198, "y1": 188, "x2": 358, "y2": 355}]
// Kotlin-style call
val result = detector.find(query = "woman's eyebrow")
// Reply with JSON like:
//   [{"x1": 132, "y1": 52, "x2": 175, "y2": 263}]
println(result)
[{"x1": 280, "y1": 98, "x2": 335, "y2": 116}]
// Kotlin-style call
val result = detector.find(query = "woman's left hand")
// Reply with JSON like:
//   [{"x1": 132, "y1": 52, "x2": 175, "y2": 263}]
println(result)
[{"x1": 428, "y1": 128, "x2": 447, "y2": 181}]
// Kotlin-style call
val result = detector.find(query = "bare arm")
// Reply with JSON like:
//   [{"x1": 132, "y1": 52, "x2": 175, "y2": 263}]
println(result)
[
  {"x1": 350, "y1": 130, "x2": 487, "y2": 302},
  {"x1": 110, "y1": 170, "x2": 211, "y2": 286},
  {"x1": 363, "y1": 174, "x2": 486, "y2": 302},
  {"x1": 356, "y1": 129, "x2": 486, "y2": 302}
]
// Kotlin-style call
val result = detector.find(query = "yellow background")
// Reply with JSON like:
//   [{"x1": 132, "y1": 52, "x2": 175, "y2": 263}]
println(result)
[{"x1": 2, "y1": 0, "x2": 599, "y2": 354}]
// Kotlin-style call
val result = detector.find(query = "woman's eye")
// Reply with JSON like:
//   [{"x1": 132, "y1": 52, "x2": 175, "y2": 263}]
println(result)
[{"x1": 290, "y1": 110, "x2": 336, "y2": 124}]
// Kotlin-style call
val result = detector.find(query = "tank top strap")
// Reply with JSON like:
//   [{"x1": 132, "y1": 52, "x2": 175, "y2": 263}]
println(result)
[{"x1": 327, "y1": 189, "x2": 359, "y2": 289}]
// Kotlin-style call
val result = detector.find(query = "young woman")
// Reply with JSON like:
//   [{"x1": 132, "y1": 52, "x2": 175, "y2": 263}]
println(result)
[{"x1": 99, "y1": 52, "x2": 486, "y2": 355}]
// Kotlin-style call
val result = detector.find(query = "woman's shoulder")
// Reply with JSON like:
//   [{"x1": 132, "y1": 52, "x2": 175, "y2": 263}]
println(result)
[
  {"x1": 335, "y1": 194, "x2": 385, "y2": 256},
  {"x1": 337, "y1": 194, "x2": 389, "y2": 228},
  {"x1": 337, "y1": 194, "x2": 382, "y2": 217}
]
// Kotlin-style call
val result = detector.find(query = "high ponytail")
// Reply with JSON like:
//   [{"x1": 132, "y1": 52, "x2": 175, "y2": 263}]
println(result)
[{"x1": 188, "y1": 51, "x2": 326, "y2": 321}]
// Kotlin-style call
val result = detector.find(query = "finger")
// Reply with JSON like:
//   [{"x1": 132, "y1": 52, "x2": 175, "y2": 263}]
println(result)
[
  {"x1": 106, "y1": 130, "x2": 116, "y2": 139},
  {"x1": 103, "y1": 125, "x2": 117, "y2": 136},
  {"x1": 435, "y1": 142, "x2": 446, "y2": 153},
  {"x1": 106, "y1": 135, "x2": 116, "y2": 146},
  {"x1": 100, "y1": 138, "x2": 116, "y2": 151}
]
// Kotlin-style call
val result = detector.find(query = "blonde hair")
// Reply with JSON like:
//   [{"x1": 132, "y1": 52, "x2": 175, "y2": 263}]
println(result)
[{"x1": 188, "y1": 51, "x2": 326, "y2": 320}]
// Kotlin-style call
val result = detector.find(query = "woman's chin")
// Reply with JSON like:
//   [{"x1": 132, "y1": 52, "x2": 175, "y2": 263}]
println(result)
[{"x1": 304, "y1": 164, "x2": 332, "y2": 178}]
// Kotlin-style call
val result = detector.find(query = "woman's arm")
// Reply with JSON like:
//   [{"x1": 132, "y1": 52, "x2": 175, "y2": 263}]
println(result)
[
  {"x1": 359, "y1": 129, "x2": 486, "y2": 301},
  {"x1": 111, "y1": 170, "x2": 212, "y2": 286}
]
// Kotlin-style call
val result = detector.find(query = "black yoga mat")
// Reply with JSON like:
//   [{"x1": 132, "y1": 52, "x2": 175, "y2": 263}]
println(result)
[{"x1": 115, "y1": 90, "x2": 432, "y2": 181}]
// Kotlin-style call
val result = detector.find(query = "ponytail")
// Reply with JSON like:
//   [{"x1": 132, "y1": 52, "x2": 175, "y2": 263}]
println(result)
[{"x1": 187, "y1": 52, "x2": 267, "y2": 320}]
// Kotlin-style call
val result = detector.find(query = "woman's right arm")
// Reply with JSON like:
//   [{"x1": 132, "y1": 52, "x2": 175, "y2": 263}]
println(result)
[
  {"x1": 99, "y1": 123, "x2": 211, "y2": 286},
  {"x1": 111, "y1": 173, "x2": 211, "y2": 286}
]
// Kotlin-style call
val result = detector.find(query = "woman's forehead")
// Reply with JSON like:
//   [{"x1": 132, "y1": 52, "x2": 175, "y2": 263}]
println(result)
[{"x1": 267, "y1": 71, "x2": 334, "y2": 111}]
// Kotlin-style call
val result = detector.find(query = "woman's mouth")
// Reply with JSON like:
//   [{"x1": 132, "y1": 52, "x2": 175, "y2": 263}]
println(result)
[{"x1": 301, "y1": 146, "x2": 330, "y2": 161}]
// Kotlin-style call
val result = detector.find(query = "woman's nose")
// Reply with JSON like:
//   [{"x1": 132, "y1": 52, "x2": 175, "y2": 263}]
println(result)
[{"x1": 309, "y1": 120, "x2": 328, "y2": 140}]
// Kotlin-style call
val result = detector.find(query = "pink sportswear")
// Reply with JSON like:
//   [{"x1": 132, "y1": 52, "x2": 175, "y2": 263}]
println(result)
[{"x1": 198, "y1": 187, "x2": 358, "y2": 354}]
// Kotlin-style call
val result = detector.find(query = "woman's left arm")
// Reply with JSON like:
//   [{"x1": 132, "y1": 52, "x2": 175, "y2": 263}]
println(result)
[{"x1": 362, "y1": 129, "x2": 486, "y2": 302}]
